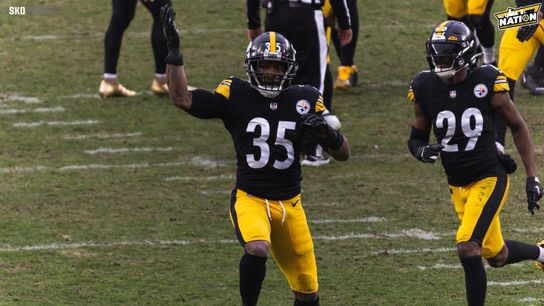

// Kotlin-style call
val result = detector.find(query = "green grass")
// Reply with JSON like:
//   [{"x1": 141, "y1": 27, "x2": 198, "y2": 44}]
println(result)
[{"x1": 1, "y1": 0, "x2": 544, "y2": 305}]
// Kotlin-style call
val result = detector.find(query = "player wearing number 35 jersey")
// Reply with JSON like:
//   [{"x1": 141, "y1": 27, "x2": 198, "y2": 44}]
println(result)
[
  {"x1": 161, "y1": 4, "x2": 350, "y2": 305},
  {"x1": 407, "y1": 20, "x2": 544, "y2": 306}
]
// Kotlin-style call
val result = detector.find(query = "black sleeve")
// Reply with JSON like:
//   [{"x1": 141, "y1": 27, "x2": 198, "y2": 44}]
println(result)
[
  {"x1": 330, "y1": 0, "x2": 352, "y2": 29},
  {"x1": 187, "y1": 89, "x2": 228, "y2": 119},
  {"x1": 247, "y1": 0, "x2": 261, "y2": 29}
]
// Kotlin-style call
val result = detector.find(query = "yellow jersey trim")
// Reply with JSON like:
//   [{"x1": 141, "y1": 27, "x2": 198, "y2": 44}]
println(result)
[{"x1": 215, "y1": 79, "x2": 232, "y2": 99}]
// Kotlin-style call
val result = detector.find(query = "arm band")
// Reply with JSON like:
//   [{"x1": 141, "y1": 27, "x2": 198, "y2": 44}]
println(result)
[
  {"x1": 166, "y1": 51, "x2": 184, "y2": 66},
  {"x1": 407, "y1": 126, "x2": 429, "y2": 158}
]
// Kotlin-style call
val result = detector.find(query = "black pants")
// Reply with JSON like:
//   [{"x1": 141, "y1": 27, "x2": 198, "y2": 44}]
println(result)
[
  {"x1": 104, "y1": 0, "x2": 170, "y2": 74},
  {"x1": 264, "y1": 2, "x2": 327, "y2": 93},
  {"x1": 331, "y1": 0, "x2": 358, "y2": 67}
]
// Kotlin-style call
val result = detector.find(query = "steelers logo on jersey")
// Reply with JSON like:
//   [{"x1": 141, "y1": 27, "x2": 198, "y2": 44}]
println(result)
[
  {"x1": 296, "y1": 99, "x2": 310, "y2": 114},
  {"x1": 473, "y1": 84, "x2": 488, "y2": 98}
]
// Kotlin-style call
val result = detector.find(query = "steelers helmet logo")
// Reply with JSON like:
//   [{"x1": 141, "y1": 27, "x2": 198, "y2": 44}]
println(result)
[
  {"x1": 296, "y1": 99, "x2": 310, "y2": 114},
  {"x1": 473, "y1": 84, "x2": 488, "y2": 98}
]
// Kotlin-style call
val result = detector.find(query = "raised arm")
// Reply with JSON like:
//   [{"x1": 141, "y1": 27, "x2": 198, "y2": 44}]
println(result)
[{"x1": 161, "y1": 4, "x2": 192, "y2": 111}]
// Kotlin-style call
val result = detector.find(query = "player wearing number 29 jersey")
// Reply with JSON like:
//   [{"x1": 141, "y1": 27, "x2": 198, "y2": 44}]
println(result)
[
  {"x1": 407, "y1": 21, "x2": 544, "y2": 306},
  {"x1": 161, "y1": 9, "x2": 350, "y2": 304},
  {"x1": 408, "y1": 65, "x2": 507, "y2": 186}
]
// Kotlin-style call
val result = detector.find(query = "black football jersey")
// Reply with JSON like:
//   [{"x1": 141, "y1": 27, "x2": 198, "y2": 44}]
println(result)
[
  {"x1": 408, "y1": 66, "x2": 510, "y2": 186},
  {"x1": 188, "y1": 77, "x2": 326, "y2": 200}
]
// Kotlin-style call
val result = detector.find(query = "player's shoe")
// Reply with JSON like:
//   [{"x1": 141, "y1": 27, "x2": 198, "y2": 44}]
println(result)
[
  {"x1": 151, "y1": 77, "x2": 169, "y2": 95},
  {"x1": 349, "y1": 65, "x2": 359, "y2": 86},
  {"x1": 99, "y1": 79, "x2": 137, "y2": 98},
  {"x1": 334, "y1": 66, "x2": 353, "y2": 90},
  {"x1": 535, "y1": 240, "x2": 544, "y2": 272},
  {"x1": 301, "y1": 154, "x2": 331, "y2": 166},
  {"x1": 521, "y1": 66, "x2": 544, "y2": 96}
]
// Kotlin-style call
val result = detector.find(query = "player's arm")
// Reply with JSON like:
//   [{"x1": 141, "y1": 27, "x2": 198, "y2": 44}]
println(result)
[
  {"x1": 300, "y1": 113, "x2": 350, "y2": 161},
  {"x1": 329, "y1": 0, "x2": 353, "y2": 45},
  {"x1": 492, "y1": 91, "x2": 544, "y2": 213},
  {"x1": 246, "y1": 0, "x2": 262, "y2": 41},
  {"x1": 407, "y1": 97, "x2": 443, "y2": 163},
  {"x1": 160, "y1": 5, "x2": 191, "y2": 111}
]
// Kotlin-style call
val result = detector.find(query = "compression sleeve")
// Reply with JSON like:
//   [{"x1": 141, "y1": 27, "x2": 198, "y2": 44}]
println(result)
[
  {"x1": 330, "y1": 0, "x2": 351, "y2": 29},
  {"x1": 247, "y1": 0, "x2": 261, "y2": 29}
]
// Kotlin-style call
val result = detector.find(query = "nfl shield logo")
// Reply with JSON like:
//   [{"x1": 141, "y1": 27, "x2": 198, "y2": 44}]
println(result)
[
  {"x1": 270, "y1": 102, "x2": 278, "y2": 110},
  {"x1": 449, "y1": 90, "x2": 456, "y2": 99}
]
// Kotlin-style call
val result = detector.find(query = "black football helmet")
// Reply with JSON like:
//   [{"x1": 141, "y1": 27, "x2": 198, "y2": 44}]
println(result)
[
  {"x1": 244, "y1": 31, "x2": 298, "y2": 98},
  {"x1": 426, "y1": 21, "x2": 479, "y2": 80}
]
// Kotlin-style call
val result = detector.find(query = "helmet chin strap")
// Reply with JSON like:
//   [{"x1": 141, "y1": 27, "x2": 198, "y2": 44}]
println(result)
[
  {"x1": 434, "y1": 68, "x2": 457, "y2": 80},
  {"x1": 257, "y1": 88, "x2": 281, "y2": 98}
]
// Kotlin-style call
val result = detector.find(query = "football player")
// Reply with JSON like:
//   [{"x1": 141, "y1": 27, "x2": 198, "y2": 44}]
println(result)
[
  {"x1": 408, "y1": 21, "x2": 544, "y2": 305},
  {"x1": 499, "y1": 0, "x2": 544, "y2": 98},
  {"x1": 161, "y1": 5, "x2": 350, "y2": 306},
  {"x1": 443, "y1": 0, "x2": 497, "y2": 65}
]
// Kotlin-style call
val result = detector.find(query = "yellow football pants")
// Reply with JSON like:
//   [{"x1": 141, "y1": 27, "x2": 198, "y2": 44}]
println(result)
[
  {"x1": 444, "y1": 0, "x2": 491, "y2": 19},
  {"x1": 450, "y1": 176, "x2": 509, "y2": 259},
  {"x1": 229, "y1": 189, "x2": 318, "y2": 294},
  {"x1": 499, "y1": 21, "x2": 544, "y2": 81}
]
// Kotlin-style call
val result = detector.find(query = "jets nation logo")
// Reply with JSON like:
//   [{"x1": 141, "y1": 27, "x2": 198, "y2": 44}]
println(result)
[
  {"x1": 474, "y1": 84, "x2": 488, "y2": 98},
  {"x1": 296, "y1": 100, "x2": 310, "y2": 114}
]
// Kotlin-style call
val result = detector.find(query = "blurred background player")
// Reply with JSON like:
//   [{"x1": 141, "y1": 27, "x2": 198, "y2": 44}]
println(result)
[
  {"x1": 496, "y1": 0, "x2": 544, "y2": 151},
  {"x1": 99, "y1": 0, "x2": 171, "y2": 98},
  {"x1": 520, "y1": 47, "x2": 544, "y2": 95},
  {"x1": 246, "y1": 0, "x2": 352, "y2": 166},
  {"x1": 444, "y1": 0, "x2": 497, "y2": 65},
  {"x1": 323, "y1": 0, "x2": 359, "y2": 90}
]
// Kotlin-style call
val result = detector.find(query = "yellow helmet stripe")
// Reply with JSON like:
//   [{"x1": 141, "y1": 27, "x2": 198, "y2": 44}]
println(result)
[
  {"x1": 436, "y1": 21, "x2": 449, "y2": 33},
  {"x1": 270, "y1": 31, "x2": 276, "y2": 53}
]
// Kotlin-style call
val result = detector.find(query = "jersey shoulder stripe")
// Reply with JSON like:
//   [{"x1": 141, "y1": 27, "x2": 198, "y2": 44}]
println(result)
[{"x1": 215, "y1": 78, "x2": 234, "y2": 99}]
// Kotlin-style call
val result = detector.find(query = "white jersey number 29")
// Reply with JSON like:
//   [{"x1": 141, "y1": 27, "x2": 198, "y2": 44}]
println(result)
[
  {"x1": 246, "y1": 117, "x2": 296, "y2": 169},
  {"x1": 436, "y1": 108, "x2": 483, "y2": 152}
]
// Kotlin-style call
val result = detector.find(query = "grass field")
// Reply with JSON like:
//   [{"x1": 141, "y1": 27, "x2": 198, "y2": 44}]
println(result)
[{"x1": 2, "y1": 0, "x2": 544, "y2": 305}]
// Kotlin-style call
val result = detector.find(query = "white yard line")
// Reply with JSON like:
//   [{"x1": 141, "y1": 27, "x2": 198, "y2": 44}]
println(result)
[
  {"x1": 13, "y1": 120, "x2": 100, "y2": 128},
  {"x1": 0, "y1": 94, "x2": 42, "y2": 104},
  {"x1": 0, "y1": 106, "x2": 65, "y2": 114},
  {"x1": 84, "y1": 147, "x2": 173, "y2": 155},
  {"x1": 308, "y1": 217, "x2": 387, "y2": 224},
  {"x1": 165, "y1": 175, "x2": 235, "y2": 181},
  {"x1": 488, "y1": 279, "x2": 543, "y2": 286},
  {"x1": 63, "y1": 132, "x2": 143, "y2": 140},
  {"x1": 59, "y1": 93, "x2": 101, "y2": 99},
  {"x1": 372, "y1": 247, "x2": 457, "y2": 255},
  {"x1": 417, "y1": 262, "x2": 523, "y2": 270}
]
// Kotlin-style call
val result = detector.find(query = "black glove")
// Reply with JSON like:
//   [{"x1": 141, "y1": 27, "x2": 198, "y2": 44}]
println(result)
[
  {"x1": 517, "y1": 24, "x2": 539, "y2": 42},
  {"x1": 497, "y1": 152, "x2": 517, "y2": 174},
  {"x1": 300, "y1": 113, "x2": 344, "y2": 150},
  {"x1": 415, "y1": 144, "x2": 444, "y2": 163},
  {"x1": 526, "y1": 176, "x2": 544, "y2": 214},
  {"x1": 160, "y1": 4, "x2": 184, "y2": 66}
]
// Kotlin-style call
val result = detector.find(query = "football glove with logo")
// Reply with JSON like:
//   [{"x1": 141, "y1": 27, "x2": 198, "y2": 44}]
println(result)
[
  {"x1": 160, "y1": 4, "x2": 184, "y2": 66},
  {"x1": 300, "y1": 113, "x2": 344, "y2": 150},
  {"x1": 526, "y1": 176, "x2": 544, "y2": 214},
  {"x1": 415, "y1": 144, "x2": 444, "y2": 163}
]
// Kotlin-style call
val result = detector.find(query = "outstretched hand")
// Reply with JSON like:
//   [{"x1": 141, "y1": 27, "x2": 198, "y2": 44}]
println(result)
[{"x1": 160, "y1": 4, "x2": 180, "y2": 52}]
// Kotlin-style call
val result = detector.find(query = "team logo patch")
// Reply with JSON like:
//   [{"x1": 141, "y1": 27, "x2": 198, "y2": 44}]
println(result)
[
  {"x1": 473, "y1": 84, "x2": 488, "y2": 98},
  {"x1": 296, "y1": 99, "x2": 310, "y2": 114},
  {"x1": 270, "y1": 102, "x2": 278, "y2": 111},
  {"x1": 449, "y1": 90, "x2": 456, "y2": 99}
]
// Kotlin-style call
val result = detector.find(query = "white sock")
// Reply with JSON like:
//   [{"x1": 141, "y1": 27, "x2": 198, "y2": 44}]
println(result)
[
  {"x1": 155, "y1": 73, "x2": 166, "y2": 80},
  {"x1": 538, "y1": 245, "x2": 544, "y2": 262},
  {"x1": 482, "y1": 47, "x2": 495, "y2": 64},
  {"x1": 103, "y1": 73, "x2": 117, "y2": 80}
]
